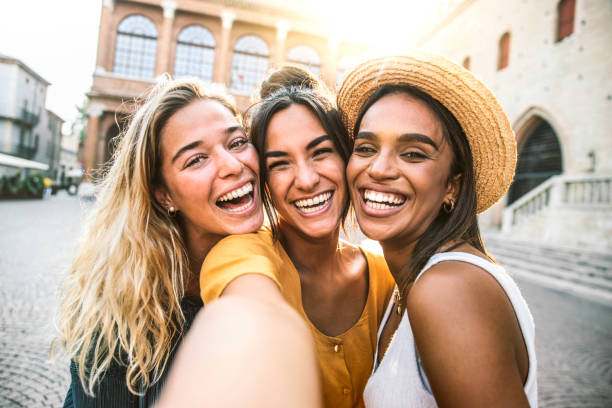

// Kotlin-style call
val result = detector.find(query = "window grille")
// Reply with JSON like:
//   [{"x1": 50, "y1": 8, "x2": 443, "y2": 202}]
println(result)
[
  {"x1": 113, "y1": 15, "x2": 158, "y2": 78},
  {"x1": 230, "y1": 35, "x2": 269, "y2": 95},
  {"x1": 174, "y1": 25, "x2": 216, "y2": 82},
  {"x1": 287, "y1": 45, "x2": 321, "y2": 77}
]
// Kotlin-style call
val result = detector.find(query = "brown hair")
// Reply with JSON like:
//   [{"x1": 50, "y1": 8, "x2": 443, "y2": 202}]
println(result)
[{"x1": 250, "y1": 66, "x2": 351, "y2": 238}]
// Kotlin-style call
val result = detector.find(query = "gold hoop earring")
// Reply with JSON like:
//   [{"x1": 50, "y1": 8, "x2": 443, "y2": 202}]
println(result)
[{"x1": 443, "y1": 199, "x2": 455, "y2": 214}]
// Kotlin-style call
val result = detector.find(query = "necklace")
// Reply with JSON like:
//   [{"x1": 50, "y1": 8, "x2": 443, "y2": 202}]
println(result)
[{"x1": 393, "y1": 287, "x2": 402, "y2": 315}]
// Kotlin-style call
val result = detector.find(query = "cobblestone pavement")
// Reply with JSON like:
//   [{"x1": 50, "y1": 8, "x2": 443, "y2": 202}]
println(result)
[
  {"x1": 1, "y1": 194, "x2": 611, "y2": 407},
  {"x1": 0, "y1": 193, "x2": 86, "y2": 407}
]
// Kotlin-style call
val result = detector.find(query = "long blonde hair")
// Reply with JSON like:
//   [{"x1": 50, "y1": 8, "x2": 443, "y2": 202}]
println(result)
[{"x1": 54, "y1": 77, "x2": 240, "y2": 395}]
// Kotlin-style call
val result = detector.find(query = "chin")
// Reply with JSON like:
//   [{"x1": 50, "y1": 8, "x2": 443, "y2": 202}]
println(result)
[
  {"x1": 355, "y1": 218, "x2": 395, "y2": 242},
  {"x1": 228, "y1": 214, "x2": 264, "y2": 235}
]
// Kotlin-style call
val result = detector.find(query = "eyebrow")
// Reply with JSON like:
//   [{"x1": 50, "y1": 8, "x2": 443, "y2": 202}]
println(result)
[
  {"x1": 264, "y1": 134, "x2": 330, "y2": 159},
  {"x1": 355, "y1": 131, "x2": 439, "y2": 151},
  {"x1": 171, "y1": 126, "x2": 243, "y2": 163}
]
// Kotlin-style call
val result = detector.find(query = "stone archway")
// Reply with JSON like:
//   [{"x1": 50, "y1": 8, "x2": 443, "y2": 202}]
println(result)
[
  {"x1": 507, "y1": 117, "x2": 563, "y2": 205},
  {"x1": 103, "y1": 119, "x2": 127, "y2": 164}
]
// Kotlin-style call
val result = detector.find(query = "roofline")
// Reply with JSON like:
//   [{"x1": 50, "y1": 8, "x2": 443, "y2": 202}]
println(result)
[
  {"x1": 46, "y1": 109, "x2": 65, "y2": 122},
  {"x1": 0, "y1": 54, "x2": 51, "y2": 86}
]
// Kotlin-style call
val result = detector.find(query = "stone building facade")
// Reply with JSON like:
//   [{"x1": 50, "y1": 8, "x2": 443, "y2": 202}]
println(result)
[
  {"x1": 82, "y1": 0, "x2": 370, "y2": 176},
  {"x1": 0, "y1": 54, "x2": 64, "y2": 177},
  {"x1": 417, "y1": 0, "x2": 612, "y2": 249}
]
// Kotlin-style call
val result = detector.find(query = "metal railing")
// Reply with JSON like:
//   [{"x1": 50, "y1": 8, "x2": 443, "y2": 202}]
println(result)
[{"x1": 20, "y1": 108, "x2": 40, "y2": 127}]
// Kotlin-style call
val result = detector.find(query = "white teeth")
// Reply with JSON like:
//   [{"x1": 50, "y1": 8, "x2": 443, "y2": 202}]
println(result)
[
  {"x1": 363, "y1": 189, "x2": 405, "y2": 205},
  {"x1": 365, "y1": 201, "x2": 394, "y2": 210},
  {"x1": 294, "y1": 192, "x2": 332, "y2": 211},
  {"x1": 218, "y1": 183, "x2": 253, "y2": 202}
]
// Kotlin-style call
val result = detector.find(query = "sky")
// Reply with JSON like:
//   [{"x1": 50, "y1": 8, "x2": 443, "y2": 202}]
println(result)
[
  {"x1": 0, "y1": 0, "x2": 101, "y2": 129},
  {"x1": 0, "y1": 0, "x2": 448, "y2": 131}
]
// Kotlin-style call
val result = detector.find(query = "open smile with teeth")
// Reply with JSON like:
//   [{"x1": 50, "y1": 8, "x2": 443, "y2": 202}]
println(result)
[
  {"x1": 362, "y1": 188, "x2": 406, "y2": 210},
  {"x1": 293, "y1": 191, "x2": 333, "y2": 214},
  {"x1": 216, "y1": 182, "x2": 254, "y2": 212}
]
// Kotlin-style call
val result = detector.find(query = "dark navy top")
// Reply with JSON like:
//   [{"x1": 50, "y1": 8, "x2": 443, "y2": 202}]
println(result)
[{"x1": 63, "y1": 296, "x2": 203, "y2": 407}]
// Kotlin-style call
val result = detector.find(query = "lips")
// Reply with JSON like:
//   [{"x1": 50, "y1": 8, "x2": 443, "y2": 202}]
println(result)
[
  {"x1": 292, "y1": 191, "x2": 333, "y2": 214},
  {"x1": 216, "y1": 182, "x2": 255, "y2": 213}
]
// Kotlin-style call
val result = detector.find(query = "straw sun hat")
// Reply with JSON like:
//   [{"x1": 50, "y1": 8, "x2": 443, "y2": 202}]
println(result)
[{"x1": 337, "y1": 51, "x2": 517, "y2": 214}]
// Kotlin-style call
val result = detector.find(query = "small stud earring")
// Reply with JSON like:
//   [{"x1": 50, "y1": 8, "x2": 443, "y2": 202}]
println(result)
[{"x1": 167, "y1": 206, "x2": 177, "y2": 216}]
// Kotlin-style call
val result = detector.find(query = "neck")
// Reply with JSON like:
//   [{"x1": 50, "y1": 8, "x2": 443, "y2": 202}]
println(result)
[
  {"x1": 183, "y1": 222, "x2": 223, "y2": 297},
  {"x1": 380, "y1": 238, "x2": 418, "y2": 284},
  {"x1": 278, "y1": 220, "x2": 342, "y2": 278}
]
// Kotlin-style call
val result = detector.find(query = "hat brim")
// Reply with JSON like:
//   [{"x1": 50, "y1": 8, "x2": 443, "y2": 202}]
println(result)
[{"x1": 337, "y1": 52, "x2": 517, "y2": 214}]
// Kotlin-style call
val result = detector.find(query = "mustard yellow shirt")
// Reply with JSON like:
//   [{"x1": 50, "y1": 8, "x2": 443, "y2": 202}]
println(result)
[{"x1": 201, "y1": 228, "x2": 394, "y2": 408}]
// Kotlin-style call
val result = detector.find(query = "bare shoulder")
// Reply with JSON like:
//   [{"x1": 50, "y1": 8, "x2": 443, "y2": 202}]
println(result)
[
  {"x1": 407, "y1": 253, "x2": 511, "y2": 323},
  {"x1": 405, "y1": 251, "x2": 530, "y2": 407}
]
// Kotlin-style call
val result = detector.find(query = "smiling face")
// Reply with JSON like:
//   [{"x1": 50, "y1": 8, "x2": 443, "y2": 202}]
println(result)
[
  {"x1": 155, "y1": 98, "x2": 263, "y2": 244},
  {"x1": 346, "y1": 92, "x2": 459, "y2": 247},
  {"x1": 264, "y1": 104, "x2": 347, "y2": 239}
]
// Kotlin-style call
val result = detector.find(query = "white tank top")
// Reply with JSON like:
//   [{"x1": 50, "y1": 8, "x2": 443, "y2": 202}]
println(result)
[{"x1": 363, "y1": 252, "x2": 538, "y2": 407}]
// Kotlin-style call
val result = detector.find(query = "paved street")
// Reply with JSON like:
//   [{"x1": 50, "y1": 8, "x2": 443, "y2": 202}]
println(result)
[{"x1": 1, "y1": 194, "x2": 611, "y2": 407}]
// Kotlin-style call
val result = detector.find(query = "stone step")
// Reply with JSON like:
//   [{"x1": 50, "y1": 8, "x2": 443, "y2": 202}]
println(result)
[
  {"x1": 495, "y1": 254, "x2": 612, "y2": 293},
  {"x1": 486, "y1": 244, "x2": 612, "y2": 281},
  {"x1": 483, "y1": 236, "x2": 612, "y2": 272},
  {"x1": 484, "y1": 235, "x2": 612, "y2": 265}
]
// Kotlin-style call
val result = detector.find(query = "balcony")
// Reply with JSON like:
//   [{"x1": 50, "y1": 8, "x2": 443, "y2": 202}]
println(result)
[{"x1": 19, "y1": 108, "x2": 40, "y2": 127}]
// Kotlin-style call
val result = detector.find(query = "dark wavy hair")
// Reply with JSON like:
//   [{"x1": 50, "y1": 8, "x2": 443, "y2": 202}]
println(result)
[
  {"x1": 249, "y1": 66, "x2": 352, "y2": 239},
  {"x1": 354, "y1": 84, "x2": 490, "y2": 305}
]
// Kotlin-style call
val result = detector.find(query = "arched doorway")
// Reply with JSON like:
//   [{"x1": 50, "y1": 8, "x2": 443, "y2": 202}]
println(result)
[
  {"x1": 507, "y1": 118, "x2": 563, "y2": 204},
  {"x1": 103, "y1": 121, "x2": 125, "y2": 164}
]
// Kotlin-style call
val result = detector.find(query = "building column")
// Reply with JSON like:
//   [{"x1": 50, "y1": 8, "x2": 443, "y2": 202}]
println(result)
[
  {"x1": 82, "y1": 105, "x2": 103, "y2": 179},
  {"x1": 155, "y1": 0, "x2": 177, "y2": 76},
  {"x1": 213, "y1": 11, "x2": 235, "y2": 86},
  {"x1": 323, "y1": 35, "x2": 340, "y2": 89},
  {"x1": 275, "y1": 21, "x2": 290, "y2": 68},
  {"x1": 96, "y1": 0, "x2": 115, "y2": 72}
]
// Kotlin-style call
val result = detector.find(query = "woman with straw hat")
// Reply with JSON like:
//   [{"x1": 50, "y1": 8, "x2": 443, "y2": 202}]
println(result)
[{"x1": 337, "y1": 52, "x2": 537, "y2": 407}]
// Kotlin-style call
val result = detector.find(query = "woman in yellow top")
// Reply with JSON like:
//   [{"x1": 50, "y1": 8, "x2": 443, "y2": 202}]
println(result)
[{"x1": 200, "y1": 66, "x2": 394, "y2": 407}]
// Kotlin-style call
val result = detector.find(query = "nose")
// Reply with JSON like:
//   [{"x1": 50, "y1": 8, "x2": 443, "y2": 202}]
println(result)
[
  {"x1": 294, "y1": 160, "x2": 320, "y2": 191},
  {"x1": 216, "y1": 148, "x2": 243, "y2": 178},
  {"x1": 367, "y1": 151, "x2": 399, "y2": 180}
]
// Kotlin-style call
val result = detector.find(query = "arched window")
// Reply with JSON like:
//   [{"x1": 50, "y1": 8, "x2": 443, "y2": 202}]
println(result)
[
  {"x1": 507, "y1": 119, "x2": 563, "y2": 204},
  {"x1": 336, "y1": 55, "x2": 359, "y2": 89},
  {"x1": 462, "y1": 56, "x2": 471, "y2": 70},
  {"x1": 230, "y1": 35, "x2": 269, "y2": 95},
  {"x1": 497, "y1": 32, "x2": 510, "y2": 71},
  {"x1": 287, "y1": 45, "x2": 321, "y2": 77},
  {"x1": 174, "y1": 25, "x2": 216, "y2": 82},
  {"x1": 557, "y1": 0, "x2": 576, "y2": 42},
  {"x1": 113, "y1": 15, "x2": 158, "y2": 78}
]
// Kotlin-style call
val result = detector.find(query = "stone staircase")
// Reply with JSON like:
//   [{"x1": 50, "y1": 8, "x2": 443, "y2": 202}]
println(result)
[{"x1": 483, "y1": 233, "x2": 612, "y2": 305}]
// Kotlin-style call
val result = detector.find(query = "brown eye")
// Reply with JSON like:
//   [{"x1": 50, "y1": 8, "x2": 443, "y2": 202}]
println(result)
[{"x1": 186, "y1": 154, "x2": 207, "y2": 168}]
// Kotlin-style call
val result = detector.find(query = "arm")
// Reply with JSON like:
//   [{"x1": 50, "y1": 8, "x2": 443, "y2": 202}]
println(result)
[
  {"x1": 406, "y1": 262, "x2": 530, "y2": 408},
  {"x1": 155, "y1": 295, "x2": 322, "y2": 408}
]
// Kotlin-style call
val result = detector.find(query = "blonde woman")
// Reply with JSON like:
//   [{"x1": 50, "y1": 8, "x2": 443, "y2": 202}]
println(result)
[{"x1": 55, "y1": 77, "x2": 268, "y2": 406}]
